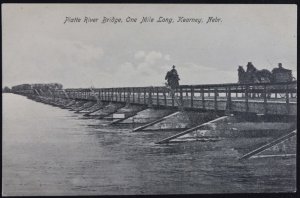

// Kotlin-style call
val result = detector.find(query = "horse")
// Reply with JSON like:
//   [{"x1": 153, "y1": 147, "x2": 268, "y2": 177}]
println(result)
[
  {"x1": 165, "y1": 71, "x2": 179, "y2": 90},
  {"x1": 238, "y1": 64, "x2": 273, "y2": 98}
]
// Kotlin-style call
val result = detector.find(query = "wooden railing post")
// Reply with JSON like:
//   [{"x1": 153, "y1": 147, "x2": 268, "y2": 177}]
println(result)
[
  {"x1": 225, "y1": 87, "x2": 232, "y2": 114},
  {"x1": 286, "y1": 84, "x2": 290, "y2": 114},
  {"x1": 263, "y1": 84, "x2": 268, "y2": 114},
  {"x1": 114, "y1": 89, "x2": 118, "y2": 102},
  {"x1": 132, "y1": 88, "x2": 135, "y2": 103},
  {"x1": 214, "y1": 87, "x2": 218, "y2": 112},
  {"x1": 245, "y1": 85, "x2": 249, "y2": 113},
  {"x1": 156, "y1": 87, "x2": 159, "y2": 106},
  {"x1": 148, "y1": 87, "x2": 153, "y2": 108},
  {"x1": 163, "y1": 89, "x2": 167, "y2": 106},
  {"x1": 180, "y1": 87, "x2": 183, "y2": 106},
  {"x1": 107, "y1": 89, "x2": 109, "y2": 101},
  {"x1": 110, "y1": 89, "x2": 112, "y2": 101},
  {"x1": 118, "y1": 89, "x2": 120, "y2": 101},
  {"x1": 137, "y1": 88, "x2": 141, "y2": 103},
  {"x1": 106, "y1": 89, "x2": 108, "y2": 101},
  {"x1": 144, "y1": 88, "x2": 146, "y2": 104},
  {"x1": 172, "y1": 89, "x2": 175, "y2": 107},
  {"x1": 201, "y1": 88, "x2": 205, "y2": 110},
  {"x1": 122, "y1": 88, "x2": 125, "y2": 102},
  {"x1": 126, "y1": 88, "x2": 131, "y2": 105},
  {"x1": 191, "y1": 87, "x2": 194, "y2": 108}
]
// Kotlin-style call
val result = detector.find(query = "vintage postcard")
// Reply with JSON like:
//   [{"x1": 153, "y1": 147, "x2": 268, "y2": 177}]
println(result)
[{"x1": 2, "y1": 4, "x2": 297, "y2": 196}]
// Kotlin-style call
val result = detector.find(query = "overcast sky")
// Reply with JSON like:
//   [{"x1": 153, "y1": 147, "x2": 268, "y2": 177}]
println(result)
[{"x1": 2, "y1": 4, "x2": 297, "y2": 88}]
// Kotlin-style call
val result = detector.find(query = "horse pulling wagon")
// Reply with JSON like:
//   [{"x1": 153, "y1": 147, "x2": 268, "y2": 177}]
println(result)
[{"x1": 238, "y1": 62, "x2": 296, "y2": 99}]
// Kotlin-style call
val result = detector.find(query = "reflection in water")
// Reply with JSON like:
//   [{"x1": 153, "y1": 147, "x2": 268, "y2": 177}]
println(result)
[{"x1": 2, "y1": 94, "x2": 296, "y2": 195}]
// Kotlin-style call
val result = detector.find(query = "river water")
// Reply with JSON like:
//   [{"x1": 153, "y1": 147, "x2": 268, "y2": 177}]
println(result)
[{"x1": 2, "y1": 93, "x2": 296, "y2": 195}]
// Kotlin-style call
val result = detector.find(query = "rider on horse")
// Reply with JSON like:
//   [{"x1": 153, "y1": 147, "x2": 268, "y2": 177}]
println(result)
[{"x1": 165, "y1": 65, "x2": 180, "y2": 89}]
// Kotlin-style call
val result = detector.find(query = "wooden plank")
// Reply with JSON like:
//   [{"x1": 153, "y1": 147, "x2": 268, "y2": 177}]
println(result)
[
  {"x1": 98, "y1": 105, "x2": 126, "y2": 119},
  {"x1": 109, "y1": 107, "x2": 148, "y2": 125},
  {"x1": 83, "y1": 106, "x2": 105, "y2": 116},
  {"x1": 156, "y1": 116, "x2": 228, "y2": 144},
  {"x1": 132, "y1": 111, "x2": 180, "y2": 132},
  {"x1": 250, "y1": 154, "x2": 296, "y2": 159}
]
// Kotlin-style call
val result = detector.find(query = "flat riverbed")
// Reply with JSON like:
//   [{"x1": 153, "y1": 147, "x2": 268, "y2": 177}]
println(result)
[{"x1": 2, "y1": 93, "x2": 296, "y2": 195}]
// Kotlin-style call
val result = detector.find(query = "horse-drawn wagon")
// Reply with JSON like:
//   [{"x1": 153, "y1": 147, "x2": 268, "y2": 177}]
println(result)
[{"x1": 238, "y1": 62, "x2": 296, "y2": 99}]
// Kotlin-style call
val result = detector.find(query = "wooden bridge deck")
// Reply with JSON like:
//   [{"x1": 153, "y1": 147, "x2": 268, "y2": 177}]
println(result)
[{"x1": 13, "y1": 81, "x2": 297, "y2": 116}]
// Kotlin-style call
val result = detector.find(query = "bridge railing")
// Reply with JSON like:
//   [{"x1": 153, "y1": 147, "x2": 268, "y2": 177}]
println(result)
[
  {"x1": 11, "y1": 81, "x2": 297, "y2": 115},
  {"x1": 61, "y1": 81, "x2": 296, "y2": 109}
]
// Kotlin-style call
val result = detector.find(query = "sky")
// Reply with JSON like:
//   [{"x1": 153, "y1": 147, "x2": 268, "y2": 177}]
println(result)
[{"x1": 2, "y1": 4, "x2": 297, "y2": 88}]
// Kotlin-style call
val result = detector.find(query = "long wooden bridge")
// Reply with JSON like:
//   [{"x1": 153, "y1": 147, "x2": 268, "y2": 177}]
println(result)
[
  {"x1": 10, "y1": 80, "x2": 297, "y2": 159},
  {"x1": 15, "y1": 81, "x2": 297, "y2": 116}
]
